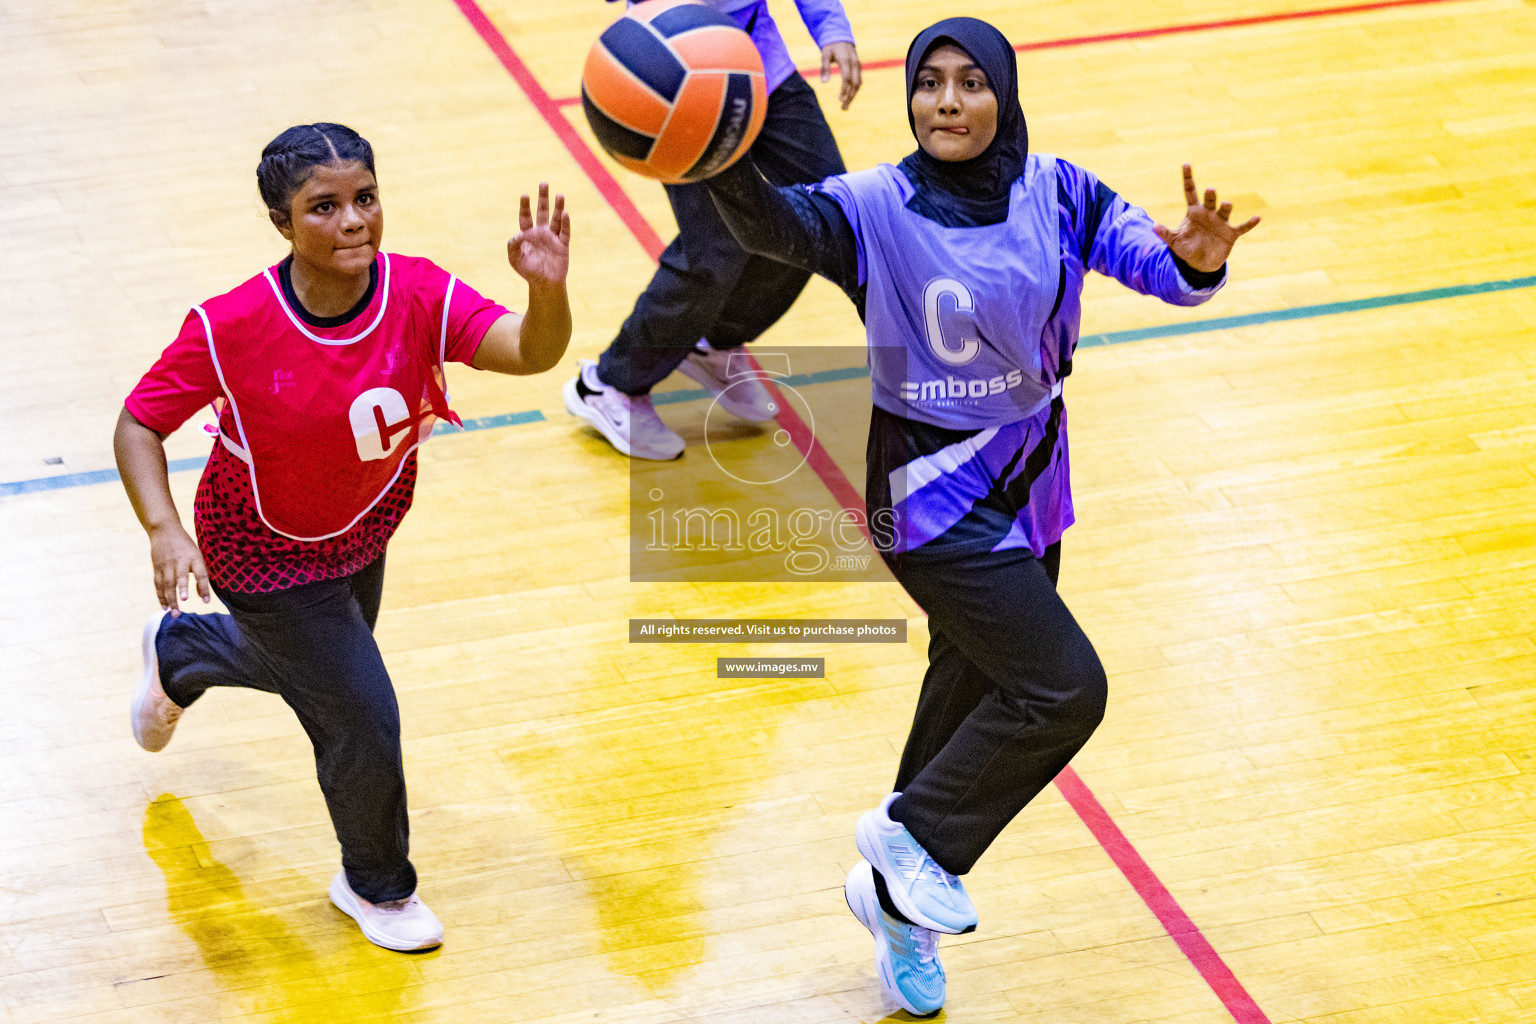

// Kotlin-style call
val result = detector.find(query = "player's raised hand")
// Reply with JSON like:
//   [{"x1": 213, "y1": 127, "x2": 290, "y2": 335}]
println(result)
[
  {"x1": 821, "y1": 41, "x2": 863, "y2": 110},
  {"x1": 507, "y1": 183, "x2": 571, "y2": 289},
  {"x1": 1152, "y1": 164, "x2": 1260, "y2": 273}
]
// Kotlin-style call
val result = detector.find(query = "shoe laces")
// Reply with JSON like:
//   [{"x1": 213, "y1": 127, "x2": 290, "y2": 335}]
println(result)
[
  {"x1": 890, "y1": 841, "x2": 962, "y2": 894},
  {"x1": 914, "y1": 926, "x2": 938, "y2": 965},
  {"x1": 888, "y1": 917, "x2": 939, "y2": 966},
  {"x1": 625, "y1": 393, "x2": 671, "y2": 433}
]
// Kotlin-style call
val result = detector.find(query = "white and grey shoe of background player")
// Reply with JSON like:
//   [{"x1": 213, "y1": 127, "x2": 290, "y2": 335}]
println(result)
[
  {"x1": 131, "y1": 611, "x2": 184, "y2": 753},
  {"x1": 845, "y1": 859, "x2": 946, "y2": 1017},
  {"x1": 676, "y1": 339, "x2": 779, "y2": 422},
  {"x1": 329, "y1": 871, "x2": 444, "y2": 952},
  {"x1": 563, "y1": 358, "x2": 685, "y2": 460}
]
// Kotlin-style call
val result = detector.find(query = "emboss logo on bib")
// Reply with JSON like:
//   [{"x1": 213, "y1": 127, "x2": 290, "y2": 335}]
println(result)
[
  {"x1": 349, "y1": 387, "x2": 423, "y2": 462},
  {"x1": 901, "y1": 369, "x2": 1027, "y2": 403}
]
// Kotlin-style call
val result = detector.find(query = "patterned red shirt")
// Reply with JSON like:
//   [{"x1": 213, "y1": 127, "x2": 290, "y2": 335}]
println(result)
[{"x1": 126, "y1": 254, "x2": 508, "y2": 592}]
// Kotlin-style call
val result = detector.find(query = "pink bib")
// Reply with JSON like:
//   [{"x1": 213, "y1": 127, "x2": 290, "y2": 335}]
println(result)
[{"x1": 194, "y1": 254, "x2": 462, "y2": 541}]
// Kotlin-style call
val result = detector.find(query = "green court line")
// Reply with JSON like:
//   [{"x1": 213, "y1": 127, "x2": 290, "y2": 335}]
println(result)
[
  {"x1": 6, "y1": 273, "x2": 1532, "y2": 497},
  {"x1": 1079, "y1": 273, "x2": 1536, "y2": 347},
  {"x1": 652, "y1": 364, "x2": 871, "y2": 406}
]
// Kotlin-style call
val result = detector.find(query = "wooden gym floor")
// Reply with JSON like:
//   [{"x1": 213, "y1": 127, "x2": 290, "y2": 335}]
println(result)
[{"x1": 2, "y1": 0, "x2": 1535, "y2": 1021}]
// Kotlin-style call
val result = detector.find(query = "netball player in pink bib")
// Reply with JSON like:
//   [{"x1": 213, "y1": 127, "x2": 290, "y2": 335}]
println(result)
[{"x1": 114, "y1": 123, "x2": 572, "y2": 952}]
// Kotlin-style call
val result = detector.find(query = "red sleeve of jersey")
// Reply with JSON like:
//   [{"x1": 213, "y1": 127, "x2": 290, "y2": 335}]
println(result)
[
  {"x1": 443, "y1": 275, "x2": 512, "y2": 366},
  {"x1": 401, "y1": 254, "x2": 513, "y2": 366},
  {"x1": 124, "y1": 310, "x2": 222, "y2": 435}
]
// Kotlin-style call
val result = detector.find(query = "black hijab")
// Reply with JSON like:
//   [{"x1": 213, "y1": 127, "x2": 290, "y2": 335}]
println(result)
[{"x1": 897, "y1": 18, "x2": 1029, "y2": 227}]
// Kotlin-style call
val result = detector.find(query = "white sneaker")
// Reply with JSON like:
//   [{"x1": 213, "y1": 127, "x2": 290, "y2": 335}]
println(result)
[
  {"x1": 329, "y1": 871, "x2": 443, "y2": 952},
  {"x1": 855, "y1": 792, "x2": 977, "y2": 935},
  {"x1": 563, "y1": 358, "x2": 685, "y2": 460},
  {"x1": 131, "y1": 611, "x2": 183, "y2": 753},
  {"x1": 676, "y1": 340, "x2": 779, "y2": 422}
]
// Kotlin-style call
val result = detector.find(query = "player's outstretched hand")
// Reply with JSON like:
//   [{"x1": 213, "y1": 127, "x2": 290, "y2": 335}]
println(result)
[
  {"x1": 1152, "y1": 164, "x2": 1260, "y2": 273},
  {"x1": 507, "y1": 183, "x2": 571, "y2": 289},
  {"x1": 821, "y1": 41, "x2": 862, "y2": 110}
]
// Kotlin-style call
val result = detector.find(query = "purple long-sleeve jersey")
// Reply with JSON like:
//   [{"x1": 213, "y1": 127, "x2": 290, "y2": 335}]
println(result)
[
  {"x1": 839, "y1": 158, "x2": 1227, "y2": 556},
  {"x1": 1047, "y1": 160, "x2": 1223, "y2": 375},
  {"x1": 703, "y1": 151, "x2": 1226, "y2": 556}
]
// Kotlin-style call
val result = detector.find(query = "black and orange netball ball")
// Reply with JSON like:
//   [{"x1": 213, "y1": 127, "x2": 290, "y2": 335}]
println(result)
[{"x1": 582, "y1": 0, "x2": 767, "y2": 183}]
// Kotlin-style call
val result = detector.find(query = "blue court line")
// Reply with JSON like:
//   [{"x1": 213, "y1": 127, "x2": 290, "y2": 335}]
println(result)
[
  {"x1": 6, "y1": 274, "x2": 1532, "y2": 497},
  {"x1": 0, "y1": 458, "x2": 216, "y2": 496},
  {"x1": 0, "y1": 414, "x2": 546, "y2": 497},
  {"x1": 439, "y1": 409, "x2": 547, "y2": 432}
]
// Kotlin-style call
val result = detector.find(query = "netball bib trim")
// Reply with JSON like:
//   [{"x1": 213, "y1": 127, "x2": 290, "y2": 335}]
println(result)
[
  {"x1": 439, "y1": 275, "x2": 458, "y2": 400},
  {"x1": 261, "y1": 253, "x2": 393, "y2": 346},
  {"x1": 193, "y1": 269, "x2": 457, "y2": 543},
  {"x1": 194, "y1": 304, "x2": 256, "y2": 467}
]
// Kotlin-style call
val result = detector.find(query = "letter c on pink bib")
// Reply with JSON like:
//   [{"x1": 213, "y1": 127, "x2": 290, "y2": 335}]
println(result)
[{"x1": 349, "y1": 387, "x2": 413, "y2": 462}]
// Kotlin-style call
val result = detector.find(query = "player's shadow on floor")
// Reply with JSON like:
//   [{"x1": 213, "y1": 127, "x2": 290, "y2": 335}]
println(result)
[{"x1": 143, "y1": 793, "x2": 422, "y2": 1021}]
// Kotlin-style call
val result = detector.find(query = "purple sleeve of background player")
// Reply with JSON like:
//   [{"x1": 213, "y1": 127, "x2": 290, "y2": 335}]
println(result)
[
  {"x1": 683, "y1": 1, "x2": 855, "y2": 91},
  {"x1": 791, "y1": 0, "x2": 854, "y2": 48},
  {"x1": 1058, "y1": 159, "x2": 1226, "y2": 307}
]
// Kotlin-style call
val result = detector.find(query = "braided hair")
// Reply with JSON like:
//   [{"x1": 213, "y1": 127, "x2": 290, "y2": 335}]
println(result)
[{"x1": 256, "y1": 123, "x2": 375, "y2": 214}]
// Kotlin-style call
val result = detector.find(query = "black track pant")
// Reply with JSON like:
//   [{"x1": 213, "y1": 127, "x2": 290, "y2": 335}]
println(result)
[
  {"x1": 596, "y1": 72, "x2": 847, "y2": 395},
  {"x1": 886, "y1": 541, "x2": 1107, "y2": 876},
  {"x1": 155, "y1": 555, "x2": 415, "y2": 904}
]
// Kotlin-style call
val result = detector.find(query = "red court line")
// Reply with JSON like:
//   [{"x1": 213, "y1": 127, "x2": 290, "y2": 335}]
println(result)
[
  {"x1": 452, "y1": 3, "x2": 1272, "y2": 1021},
  {"x1": 1054, "y1": 766, "x2": 1272, "y2": 1024},
  {"x1": 550, "y1": 0, "x2": 1469, "y2": 106},
  {"x1": 1005, "y1": 0, "x2": 1467, "y2": 52}
]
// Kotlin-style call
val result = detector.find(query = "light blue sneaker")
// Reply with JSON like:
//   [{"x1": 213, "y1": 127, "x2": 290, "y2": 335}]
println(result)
[
  {"x1": 855, "y1": 792, "x2": 977, "y2": 934},
  {"x1": 845, "y1": 860, "x2": 945, "y2": 1017}
]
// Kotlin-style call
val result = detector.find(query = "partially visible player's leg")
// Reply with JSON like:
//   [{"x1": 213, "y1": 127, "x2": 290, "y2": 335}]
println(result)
[
  {"x1": 145, "y1": 552, "x2": 393, "y2": 735},
  {"x1": 854, "y1": 542, "x2": 1103, "y2": 939},
  {"x1": 221, "y1": 561, "x2": 414, "y2": 899},
  {"x1": 845, "y1": 617, "x2": 975, "y2": 1015},
  {"x1": 889, "y1": 542, "x2": 1106, "y2": 875},
  {"x1": 568, "y1": 179, "x2": 746, "y2": 458},
  {"x1": 890, "y1": 542, "x2": 1062, "y2": 790},
  {"x1": 134, "y1": 582, "x2": 285, "y2": 751},
  {"x1": 891, "y1": 623, "x2": 989, "y2": 794},
  {"x1": 596, "y1": 178, "x2": 747, "y2": 398},
  {"x1": 144, "y1": 553, "x2": 437, "y2": 949},
  {"x1": 142, "y1": 555, "x2": 391, "y2": 738},
  {"x1": 156, "y1": 607, "x2": 281, "y2": 705},
  {"x1": 347, "y1": 551, "x2": 386, "y2": 630},
  {"x1": 203, "y1": 556, "x2": 437, "y2": 948}
]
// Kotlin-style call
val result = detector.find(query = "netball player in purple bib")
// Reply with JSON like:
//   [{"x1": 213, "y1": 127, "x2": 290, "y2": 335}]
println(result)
[{"x1": 705, "y1": 17, "x2": 1259, "y2": 1016}]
